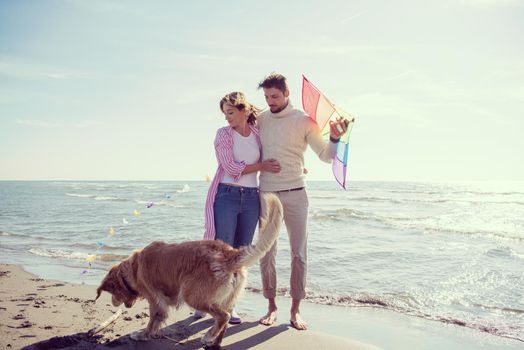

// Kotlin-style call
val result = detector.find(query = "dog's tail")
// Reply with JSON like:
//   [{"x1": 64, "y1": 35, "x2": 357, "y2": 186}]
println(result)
[{"x1": 234, "y1": 192, "x2": 283, "y2": 268}]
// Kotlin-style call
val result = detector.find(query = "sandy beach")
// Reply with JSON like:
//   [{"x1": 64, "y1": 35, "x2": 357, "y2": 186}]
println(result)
[
  {"x1": 2, "y1": 262, "x2": 523, "y2": 349},
  {"x1": 0, "y1": 264, "x2": 378, "y2": 350}
]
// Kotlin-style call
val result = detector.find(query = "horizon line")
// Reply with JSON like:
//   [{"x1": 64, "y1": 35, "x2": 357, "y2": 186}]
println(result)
[{"x1": 1, "y1": 179, "x2": 523, "y2": 183}]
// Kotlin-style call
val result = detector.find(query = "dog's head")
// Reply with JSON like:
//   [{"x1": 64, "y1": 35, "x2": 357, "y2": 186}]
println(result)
[{"x1": 95, "y1": 262, "x2": 139, "y2": 308}]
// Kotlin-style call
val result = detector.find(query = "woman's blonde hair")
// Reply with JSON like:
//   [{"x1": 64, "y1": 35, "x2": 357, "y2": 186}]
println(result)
[{"x1": 219, "y1": 92, "x2": 261, "y2": 125}]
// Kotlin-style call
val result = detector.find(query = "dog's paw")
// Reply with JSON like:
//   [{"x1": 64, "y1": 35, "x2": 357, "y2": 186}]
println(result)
[
  {"x1": 149, "y1": 332, "x2": 162, "y2": 339},
  {"x1": 204, "y1": 345, "x2": 221, "y2": 350},
  {"x1": 201, "y1": 330, "x2": 216, "y2": 346},
  {"x1": 130, "y1": 330, "x2": 149, "y2": 341}
]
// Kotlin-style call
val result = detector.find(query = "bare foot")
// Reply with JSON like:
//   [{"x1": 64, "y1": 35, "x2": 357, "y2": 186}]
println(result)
[
  {"x1": 259, "y1": 309, "x2": 277, "y2": 326},
  {"x1": 290, "y1": 313, "x2": 308, "y2": 330}
]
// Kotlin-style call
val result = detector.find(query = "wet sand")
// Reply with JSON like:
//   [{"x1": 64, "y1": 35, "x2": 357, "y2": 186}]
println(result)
[{"x1": 0, "y1": 264, "x2": 378, "y2": 349}]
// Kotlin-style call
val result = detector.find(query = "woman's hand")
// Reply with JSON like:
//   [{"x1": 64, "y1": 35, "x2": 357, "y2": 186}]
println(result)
[{"x1": 261, "y1": 159, "x2": 281, "y2": 173}]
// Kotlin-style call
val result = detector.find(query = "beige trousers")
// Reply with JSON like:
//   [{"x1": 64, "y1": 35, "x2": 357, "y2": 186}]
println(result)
[{"x1": 259, "y1": 188, "x2": 308, "y2": 300}]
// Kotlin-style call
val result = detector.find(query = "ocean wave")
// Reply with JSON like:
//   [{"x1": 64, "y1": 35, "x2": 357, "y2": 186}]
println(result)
[
  {"x1": 403, "y1": 222, "x2": 524, "y2": 242},
  {"x1": 28, "y1": 247, "x2": 128, "y2": 262},
  {"x1": 388, "y1": 188, "x2": 524, "y2": 196},
  {"x1": 246, "y1": 287, "x2": 397, "y2": 308},
  {"x1": 93, "y1": 196, "x2": 124, "y2": 201},
  {"x1": 311, "y1": 208, "x2": 372, "y2": 222},
  {"x1": 486, "y1": 247, "x2": 524, "y2": 261},
  {"x1": 388, "y1": 189, "x2": 444, "y2": 195},
  {"x1": 310, "y1": 207, "x2": 524, "y2": 241},
  {"x1": 1, "y1": 229, "x2": 106, "y2": 243},
  {"x1": 309, "y1": 195, "x2": 338, "y2": 200},
  {"x1": 451, "y1": 190, "x2": 524, "y2": 196},
  {"x1": 245, "y1": 286, "x2": 524, "y2": 342},
  {"x1": 473, "y1": 303, "x2": 524, "y2": 315},
  {"x1": 67, "y1": 241, "x2": 134, "y2": 252},
  {"x1": 398, "y1": 197, "x2": 524, "y2": 206},
  {"x1": 2, "y1": 230, "x2": 27, "y2": 238},
  {"x1": 176, "y1": 184, "x2": 191, "y2": 193},
  {"x1": 340, "y1": 195, "x2": 524, "y2": 206},
  {"x1": 511, "y1": 250, "x2": 524, "y2": 260},
  {"x1": 65, "y1": 193, "x2": 128, "y2": 202},
  {"x1": 134, "y1": 199, "x2": 185, "y2": 208},
  {"x1": 65, "y1": 193, "x2": 95, "y2": 199},
  {"x1": 350, "y1": 196, "x2": 404, "y2": 204},
  {"x1": 0, "y1": 230, "x2": 57, "y2": 240}
]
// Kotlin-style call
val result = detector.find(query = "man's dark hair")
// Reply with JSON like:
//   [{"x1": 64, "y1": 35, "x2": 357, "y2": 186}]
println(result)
[{"x1": 258, "y1": 73, "x2": 288, "y2": 93}]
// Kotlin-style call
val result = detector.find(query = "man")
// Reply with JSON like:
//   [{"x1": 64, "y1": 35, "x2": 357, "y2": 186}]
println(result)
[{"x1": 256, "y1": 73, "x2": 348, "y2": 330}]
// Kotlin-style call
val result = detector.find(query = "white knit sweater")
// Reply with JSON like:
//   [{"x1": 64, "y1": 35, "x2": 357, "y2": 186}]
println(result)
[{"x1": 257, "y1": 101, "x2": 337, "y2": 191}]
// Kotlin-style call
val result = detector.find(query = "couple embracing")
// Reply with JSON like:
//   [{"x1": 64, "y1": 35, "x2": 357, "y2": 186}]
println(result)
[{"x1": 201, "y1": 73, "x2": 349, "y2": 330}]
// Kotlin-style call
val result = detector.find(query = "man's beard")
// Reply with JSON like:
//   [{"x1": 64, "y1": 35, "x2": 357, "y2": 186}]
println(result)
[{"x1": 270, "y1": 100, "x2": 288, "y2": 113}]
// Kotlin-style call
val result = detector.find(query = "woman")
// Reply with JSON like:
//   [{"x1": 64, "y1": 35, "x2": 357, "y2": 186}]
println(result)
[{"x1": 198, "y1": 92, "x2": 280, "y2": 324}]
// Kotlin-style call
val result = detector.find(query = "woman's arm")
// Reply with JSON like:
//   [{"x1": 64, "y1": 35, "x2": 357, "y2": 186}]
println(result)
[
  {"x1": 214, "y1": 129, "x2": 246, "y2": 182},
  {"x1": 215, "y1": 128, "x2": 280, "y2": 180},
  {"x1": 241, "y1": 159, "x2": 280, "y2": 175}
]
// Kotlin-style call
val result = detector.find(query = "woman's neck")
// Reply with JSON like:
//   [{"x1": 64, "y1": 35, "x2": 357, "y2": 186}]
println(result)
[{"x1": 234, "y1": 123, "x2": 250, "y2": 137}]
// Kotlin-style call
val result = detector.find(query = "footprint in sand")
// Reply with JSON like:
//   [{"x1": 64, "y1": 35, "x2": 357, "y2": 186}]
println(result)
[
  {"x1": 37, "y1": 284, "x2": 64, "y2": 290},
  {"x1": 33, "y1": 299, "x2": 46, "y2": 308},
  {"x1": 20, "y1": 321, "x2": 33, "y2": 328},
  {"x1": 8, "y1": 320, "x2": 33, "y2": 328},
  {"x1": 134, "y1": 312, "x2": 149, "y2": 319}
]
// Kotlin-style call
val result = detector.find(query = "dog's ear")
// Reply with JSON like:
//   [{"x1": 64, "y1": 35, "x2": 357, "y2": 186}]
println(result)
[
  {"x1": 95, "y1": 286, "x2": 102, "y2": 301},
  {"x1": 95, "y1": 276, "x2": 110, "y2": 302},
  {"x1": 115, "y1": 266, "x2": 128, "y2": 293},
  {"x1": 95, "y1": 266, "x2": 117, "y2": 301}
]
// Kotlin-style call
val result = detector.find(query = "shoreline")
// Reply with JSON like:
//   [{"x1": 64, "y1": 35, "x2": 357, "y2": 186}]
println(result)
[
  {"x1": 0, "y1": 264, "x2": 377, "y2": 350},
  {"x1": 1, "y1": 264, "x2": 522, "y2": 349}
]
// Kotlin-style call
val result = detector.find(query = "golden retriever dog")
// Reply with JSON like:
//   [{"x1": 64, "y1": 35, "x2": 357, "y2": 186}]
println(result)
[{"x1": 95, "y1": 192, "x2": 282, "y2": 349}]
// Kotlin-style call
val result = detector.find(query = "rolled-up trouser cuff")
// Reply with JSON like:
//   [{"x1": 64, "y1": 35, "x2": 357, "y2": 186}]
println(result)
[
  {"x1": 290, "y1": 289, "x2": 305, "y2": 300},
  {"x1": 263, "y1": 288, "x2": 276, "y2": 299}
]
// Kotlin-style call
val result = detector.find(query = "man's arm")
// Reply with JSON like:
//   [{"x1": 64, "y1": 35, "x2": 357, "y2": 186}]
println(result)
[
  {"x1": 305, "y1": 118, "x2": 337, "y2": 163},
  {"x1": 306, "y1": 117, "x2": 349, "y2": 163}
]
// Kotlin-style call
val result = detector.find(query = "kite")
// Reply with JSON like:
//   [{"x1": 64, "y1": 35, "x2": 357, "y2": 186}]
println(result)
[
  {"x1": 109, "y1": 227, "x2": 115, "y2": 236},
  {"x1": 302, "y1": 75, "x2": 355, "y2": 189},
  {"x1": 133, "y1": 209, "x2": 141, "y2": 217},
  {"x1": 122, "y1": 218, "x2": 128, "y2": 225},
  {"x1": 146, "y1": 202, "x2": 154, "y2": 208}
]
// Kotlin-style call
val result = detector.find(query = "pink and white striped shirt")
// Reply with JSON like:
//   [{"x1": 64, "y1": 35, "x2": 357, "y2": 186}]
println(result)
[{"x1": 203, "y1": 125, "x2": 261, "y2": 240}]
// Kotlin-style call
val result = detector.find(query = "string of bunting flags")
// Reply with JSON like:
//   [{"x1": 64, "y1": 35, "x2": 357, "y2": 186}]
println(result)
[{"x1": 81, "y1": 184, "x2": 192, "y2": 274}]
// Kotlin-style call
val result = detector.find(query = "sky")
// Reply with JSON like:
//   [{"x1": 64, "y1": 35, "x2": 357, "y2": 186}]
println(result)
[{"x1": 0, "y1": 0, "x2": 523, "y2": 182}]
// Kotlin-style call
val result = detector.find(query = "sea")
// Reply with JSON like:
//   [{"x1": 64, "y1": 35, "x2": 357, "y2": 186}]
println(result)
[{"x1": 0, "y1": 180, "x2": 523, "y2": 342}]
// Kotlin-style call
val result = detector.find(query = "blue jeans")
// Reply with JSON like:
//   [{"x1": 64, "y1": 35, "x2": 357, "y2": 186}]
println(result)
[{"x1": 214, "y1": 183, "x2": 260, "y2": 248}]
